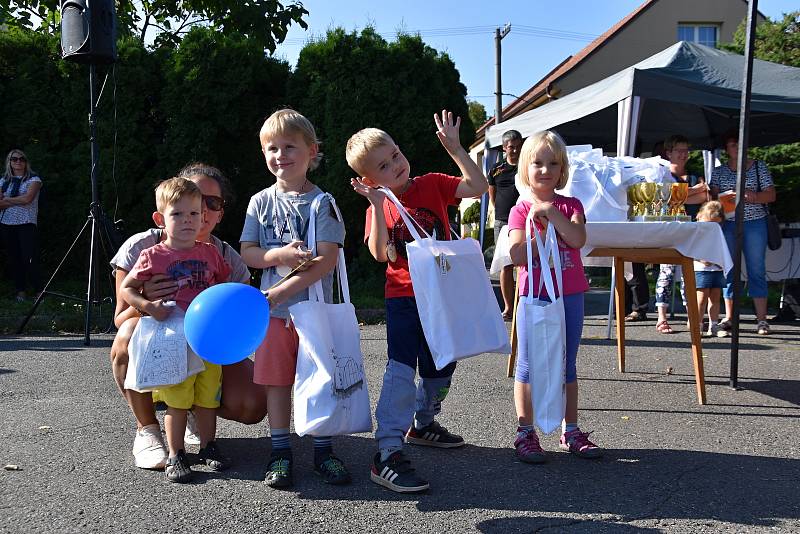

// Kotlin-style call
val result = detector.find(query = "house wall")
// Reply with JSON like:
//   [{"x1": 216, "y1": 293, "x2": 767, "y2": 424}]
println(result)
[{"x1": 555, "y1": 0, "x2": 758, "y2": 95}]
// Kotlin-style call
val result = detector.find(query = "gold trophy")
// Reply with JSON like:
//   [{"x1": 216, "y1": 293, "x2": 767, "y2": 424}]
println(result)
[
  {"x1": 669, "y1": 182, "x2": 689, "y2": 220},
  {"x1": 656, "y1": 182, "x2": 672, "y2": 220},
  {"x1": 626, "y1": 185, "x2": 637, "y2": 220},
  {"x1": 640, "y1": 182, "x2": 658, "y2": 221}
]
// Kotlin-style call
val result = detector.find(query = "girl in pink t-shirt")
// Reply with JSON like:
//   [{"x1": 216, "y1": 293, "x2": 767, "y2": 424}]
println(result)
[{"x1": 507, "y1": 130, "x2": 602, "y2": 464}]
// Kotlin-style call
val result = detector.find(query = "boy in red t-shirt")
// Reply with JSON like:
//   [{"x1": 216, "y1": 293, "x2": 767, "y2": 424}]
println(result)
[
  {"x1": 121, "y1": 177, "x2": 231, "y2": 483},
  {"x1": 347, "y1": 110, "x2": 488, "y2": 493}
]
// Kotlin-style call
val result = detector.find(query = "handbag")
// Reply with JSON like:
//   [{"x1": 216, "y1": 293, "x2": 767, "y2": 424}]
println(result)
[
  {"x1": 515, "y1": 214, "x2": 566, "y2": 434},
  {"x1": 382, "y1": 187, "x2": 511, "y2": 370},
  {"x1": 290, "y1": 193, "x2": 372, "y2": 437},
  {"x1": 755, "y1": 161, "x2": 781, "y2": 251},
  {"x1": 124, "y1": 306, "x2": 205, "y2": 392}
]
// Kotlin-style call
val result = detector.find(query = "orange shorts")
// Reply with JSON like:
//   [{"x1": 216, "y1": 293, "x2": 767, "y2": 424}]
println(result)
[{"x1": 253, "y1": 317, "x2": 298, "y2": 386}]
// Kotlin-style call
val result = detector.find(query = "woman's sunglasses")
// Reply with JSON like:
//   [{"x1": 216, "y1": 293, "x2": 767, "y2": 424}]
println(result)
[
  {"x1": 202, "y1": 195, "x2": 224, "y2": 211},
  {"x1": 10, "y1": 156, "x2": 27, "y2": 163}
]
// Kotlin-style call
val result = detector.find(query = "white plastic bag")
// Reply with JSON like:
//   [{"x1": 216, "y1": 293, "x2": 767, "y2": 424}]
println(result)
[
  {"x1": 291, "y1": 194, "x2": 372, "y2": 436},
  {"x1": 515, "y1": 216, "x2": 566, "y2": 434},
  {"x1": 124, "y1": 306, "x2": 205, "y2": 392},
  {"x1": 382, "y1": 188, "x2": 511, "y2": 370}
]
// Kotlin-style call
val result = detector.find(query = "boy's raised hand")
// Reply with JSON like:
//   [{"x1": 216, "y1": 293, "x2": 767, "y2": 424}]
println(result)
[
  {"x1": 351, "y1": 177, "x2": 386, "y2": 205},
  {"x1": 434, "y1": 109, "x2": 463, "y2": 154}
]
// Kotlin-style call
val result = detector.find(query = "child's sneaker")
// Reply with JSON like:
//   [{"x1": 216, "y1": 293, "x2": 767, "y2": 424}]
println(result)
[
  {"x1": 314, "y1": 454, "x2": 352, "y2": 485},
  {"x1": 757, "y1": 320, "x2": 771, "y2": 335},
  {"x1": 405, "y1": 421, "x2": 465, "y2": 448},
  {"x1": 165, "y1": 450, "x2": 193, "y2": 483},
  {"x1": 264, "y1": 451, "x2": 293, "y2": 489},
  {"x1": 132, "y1": 423, "x2": 167, "y2": 469},
  {"x1": 514, "y1": 427, "x2": 546, "y2": 464},
  {"x1": 197, "y1": 441, "x2": 230, "y2": 471},
  {"x1": 370, "y1": 451, "x2": 429, "y2": 493},
  {"x1": 184, "y1": 410, "x2": 201, "y2": 446},
  {"x1": 559, "y1": 429, "x2": 603, "y2": 459}
]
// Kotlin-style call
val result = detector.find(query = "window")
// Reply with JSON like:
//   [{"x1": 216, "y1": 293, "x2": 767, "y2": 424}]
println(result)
[{"x1": 677, "y1": 24, "x2": 719, "y2": 47}]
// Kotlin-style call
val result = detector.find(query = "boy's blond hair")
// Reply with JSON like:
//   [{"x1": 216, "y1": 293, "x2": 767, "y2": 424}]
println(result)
[
  {"x1": 345, "y1": 128, "x2": 396, "y2": 176},
  {"x1": 259, "y1": 109, "x2": 322, "y2": 171},
  {"x1": 155, "y1": 177, "x2": 202, "y2": 212},
  {"x1": 518, "y1": 130, "x2": 570, "y2": 190},
  {"x1": 697, "y1": 200, "x2": 725, "y2": 223}
]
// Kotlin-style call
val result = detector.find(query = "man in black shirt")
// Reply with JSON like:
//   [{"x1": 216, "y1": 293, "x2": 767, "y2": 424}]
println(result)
[{"x1": 489, "y1": 129, "x2": 522, "y2": 320}]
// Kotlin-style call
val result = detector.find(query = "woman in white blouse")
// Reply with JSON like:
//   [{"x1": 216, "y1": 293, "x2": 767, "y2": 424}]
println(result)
[{"x1": 0, "y1": 149, "x2": 43, "y2": 302}]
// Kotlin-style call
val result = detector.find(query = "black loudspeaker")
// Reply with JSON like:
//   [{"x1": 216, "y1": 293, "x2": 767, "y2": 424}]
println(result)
[{"x1": 61, "y1": 0, "x2": 117, "y2": 64}]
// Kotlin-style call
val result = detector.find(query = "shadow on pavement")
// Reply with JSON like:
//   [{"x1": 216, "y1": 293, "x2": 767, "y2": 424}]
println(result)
[
  {"x1": 231, "y1": 435, "x2": 800, "y2": 530},
  {"x1": 0, "y1": 336, "x2": 113, "y2": 351}
]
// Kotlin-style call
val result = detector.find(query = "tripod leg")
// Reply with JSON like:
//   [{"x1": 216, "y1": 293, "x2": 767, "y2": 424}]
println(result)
[
  {"x1": 16, "y1": 219, "x2": 90, "y2": 335},
  {"x1": 84, "y1": 210, "x2": 100, "y2": 345}
]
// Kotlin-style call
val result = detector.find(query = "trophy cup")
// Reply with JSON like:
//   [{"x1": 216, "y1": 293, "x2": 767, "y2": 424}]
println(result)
[
  {"x1": 656, "y1": 183, "x2": 673, "y2": 220},
  {"x1": 626, "y1": 185, "x2": 637, "y2": 220},
  {"x1": 669, "y1": 182, "x2": 689, "y2": 220},
  {"x1": 641, "y1": 182, "x2": 658, "y2": 221}
]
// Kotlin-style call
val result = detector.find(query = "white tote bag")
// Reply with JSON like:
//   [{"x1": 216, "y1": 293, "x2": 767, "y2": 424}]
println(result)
[
  {"x1": 290, "y1": 194, "x2": 372, "y2": 437},
  {"x1": 382, "y1": 188, "x2": 510, "y2": 370},
  {"x1": 515, "y1": 215, "x2": 567, "y2": 434},
  {"x1": 124, "y1": 306, "x2": 205, "y2": 393}
]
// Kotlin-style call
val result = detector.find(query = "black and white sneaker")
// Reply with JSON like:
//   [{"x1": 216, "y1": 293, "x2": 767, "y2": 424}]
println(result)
[
  {"x1": 165, "y1": 450, "x2": 193, "y2": 483},
  {"x1": 370, "y1": 451, "x2": 429, "y2": 493},
  {"x1": 197, "y1": 441, "x2": 231, "y2": 472},
  {"x1": 406, "y1": 421, "x2": 465, "y2": 448}
]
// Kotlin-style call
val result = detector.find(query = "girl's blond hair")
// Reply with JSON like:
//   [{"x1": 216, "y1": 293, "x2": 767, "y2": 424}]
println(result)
[
  {"x1": 696, "y1": 200, "x2": 725, "y2": 223},
  {"x1": 517, "y1": 130, "x2": 570, "y2": 190},
  {"x1": 259, "y1": 108, "x2": 322, "y2": 171}
]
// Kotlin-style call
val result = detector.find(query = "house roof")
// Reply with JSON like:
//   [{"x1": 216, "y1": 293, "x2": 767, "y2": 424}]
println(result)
[{"x1": 474, "y1": 0, "x2": 658, "y2": 143}]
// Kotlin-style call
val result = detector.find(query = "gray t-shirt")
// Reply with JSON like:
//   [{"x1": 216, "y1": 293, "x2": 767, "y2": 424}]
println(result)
[
  {"x1": 110, "y1": 228, "x2": 251, "y2": 284},
  {"x1": 240, "y1": 185, "x2": 345, "y2": 319}
]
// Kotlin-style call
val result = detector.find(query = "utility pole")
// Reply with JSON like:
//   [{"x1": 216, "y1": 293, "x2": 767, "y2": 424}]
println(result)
[{"x1": 495, "y1": 23, "x2": 511, "y2": 125}]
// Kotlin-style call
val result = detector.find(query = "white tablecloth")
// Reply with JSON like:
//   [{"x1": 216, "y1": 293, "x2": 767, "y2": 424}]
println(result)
[
  {"x1": 582, "y1": 222, "x2": 733, "y2": 274},
  {"x1": 491, "y1": 221, "x2": 733, "y2": 275}
]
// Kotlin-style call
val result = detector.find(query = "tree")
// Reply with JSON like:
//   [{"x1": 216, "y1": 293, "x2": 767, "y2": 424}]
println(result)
[
  {"x1": 287, "y1": 27, "x2": 474, "y2": 258},
  {"x1": 0, "y1": 0, "x2": 308, "y2": 51},
  {"x1": 468, "y1": 100, "x2": 488, "y2": 130},
  {"x1": 720, "y1": 11, "x2": 800, "y2": 222}
]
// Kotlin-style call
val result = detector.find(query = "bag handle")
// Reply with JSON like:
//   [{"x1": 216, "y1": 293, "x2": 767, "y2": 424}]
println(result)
[
  {"x1": 524, "y1": 208, "x2": 563, "y2": 303},
  {"x1": 380, "y1": 186, "x2": 432, "y2": 242},
  {"x1": 306, "y1": 193, "x2": 350, "y2": 304}
]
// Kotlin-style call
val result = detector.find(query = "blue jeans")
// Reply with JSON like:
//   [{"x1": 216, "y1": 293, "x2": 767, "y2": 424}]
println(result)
[
  {"x1": 514, "y1": 292, "x2": 584, "y2": 385},
  {"x1": 375, "y1": 297, "x2": 456, "y2": 452},
  {"x1": 722, "y1": 218, "x2": 768, "y2": 299}
]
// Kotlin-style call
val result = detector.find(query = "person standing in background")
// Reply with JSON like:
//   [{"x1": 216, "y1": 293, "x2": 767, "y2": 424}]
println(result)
[
  {"x1": 489, "y1": 130, "x2": 523, "y2": 320},
  {"x1": 0, "y1": 149, "x2": 43, "y2": 302}
]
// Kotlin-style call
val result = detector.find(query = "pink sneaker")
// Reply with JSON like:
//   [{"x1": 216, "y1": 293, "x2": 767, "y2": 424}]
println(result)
[
  {"x1": 514, "y1": 427, "x2": 546, "y2": 464},
  {"x1": 560, "y1": 429, "x2": 603, "y2": 459}
]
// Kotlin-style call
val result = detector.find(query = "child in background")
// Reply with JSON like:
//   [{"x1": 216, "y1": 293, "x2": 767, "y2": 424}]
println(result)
[
  {"x1": 507, "y1": 130, "x2": 602, "y2": 464},
  {"x1": 121, "y1": 177, "x2": 232, "y2": 483},
  {"x1": 694, "y1": 201, "x2": 729, "y2": 338},
  {"x1": 240, "y1": 109, "x2": 351, "y2": 489},
  {"x1": 348, "y1": 110, "x2": 488, "y2": 493}
]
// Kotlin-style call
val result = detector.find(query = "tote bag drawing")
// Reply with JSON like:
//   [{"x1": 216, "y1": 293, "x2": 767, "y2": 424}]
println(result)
[{"x1": 290, "y1": 194, "x2": 372, "y2": 436}]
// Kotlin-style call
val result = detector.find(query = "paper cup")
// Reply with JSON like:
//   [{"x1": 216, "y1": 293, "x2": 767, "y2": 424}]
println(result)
[{"x1": 719, "y1": 191, "x2": 736, "y2": 217}]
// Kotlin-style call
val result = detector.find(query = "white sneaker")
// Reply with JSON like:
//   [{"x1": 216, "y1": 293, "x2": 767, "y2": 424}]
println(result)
[
  {"x1": 185, "y1": 411, "x2": 201, "y2": 446},
  {"x1": 132, "y1": 424, "x2": 168, "y2": 469}
]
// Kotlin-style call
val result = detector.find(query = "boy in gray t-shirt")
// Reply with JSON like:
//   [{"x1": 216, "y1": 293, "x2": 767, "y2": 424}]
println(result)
[{"x1": 239, "y1": 109, "x2": 349, "y2": 489}]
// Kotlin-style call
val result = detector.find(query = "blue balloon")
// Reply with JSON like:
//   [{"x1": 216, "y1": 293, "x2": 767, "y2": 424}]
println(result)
[{"x1": 184, "y1": 283, "x2": 270, "y2": 365}]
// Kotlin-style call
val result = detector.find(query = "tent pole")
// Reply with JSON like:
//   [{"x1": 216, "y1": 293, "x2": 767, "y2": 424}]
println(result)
[{"x1": 729, "y1": 0, "x2": 759, "y2": 389}]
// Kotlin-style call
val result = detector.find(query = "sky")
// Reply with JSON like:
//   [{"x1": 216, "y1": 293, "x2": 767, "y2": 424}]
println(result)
[{"x1": 271, "y1": 0, "x2": 797, "y2": 118}]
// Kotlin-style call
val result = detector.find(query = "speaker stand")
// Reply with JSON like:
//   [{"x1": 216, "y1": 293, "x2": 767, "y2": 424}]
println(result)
[{"x1": 16, "y1": 64, "x2": 116, "y2": 345}]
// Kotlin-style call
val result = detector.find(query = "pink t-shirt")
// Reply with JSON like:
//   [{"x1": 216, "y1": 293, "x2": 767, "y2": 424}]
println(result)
[
  {"x1": 130, "y1": 241, "x2": 232, "y2": 311},
  {"x1": 508, "y1": 196, "x2": 589, "y2": 298}
]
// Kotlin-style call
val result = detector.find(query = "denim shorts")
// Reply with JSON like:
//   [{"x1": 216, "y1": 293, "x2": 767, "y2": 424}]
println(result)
[{"x1": 695, "y1": 270, "x2": 725, "y2": 289}]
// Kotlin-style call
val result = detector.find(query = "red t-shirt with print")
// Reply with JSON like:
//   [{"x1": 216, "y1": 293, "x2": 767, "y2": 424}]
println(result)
[{"x1": 364, "y1": 172, "x2": 462, "y2": 298}]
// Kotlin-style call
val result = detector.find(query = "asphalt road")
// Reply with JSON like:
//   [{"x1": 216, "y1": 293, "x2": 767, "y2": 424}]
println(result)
[{"x1": 1, "y1": 290, "x2": 798, "y2": 533}]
